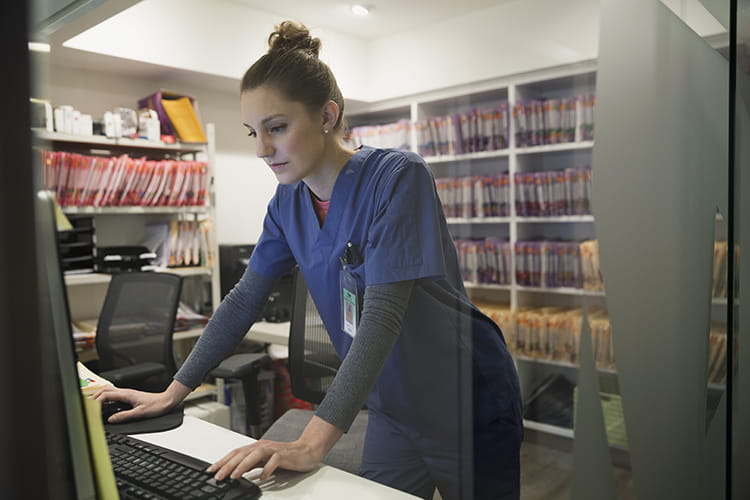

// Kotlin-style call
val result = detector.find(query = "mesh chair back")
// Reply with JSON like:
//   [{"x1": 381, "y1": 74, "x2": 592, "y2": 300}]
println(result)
[
  {"x1": 95, "y1": 272, "x2": 182, "y2": 384},
  {"x1": 288, "y1": 271, "x2": 342, "y2": 405}
]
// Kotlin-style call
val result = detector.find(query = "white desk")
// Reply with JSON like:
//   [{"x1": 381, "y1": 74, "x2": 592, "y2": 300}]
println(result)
[
  {"x1": 244, "y1": 321, "x2": 290, "y2": 346},
  {"x1": 77, "y1": 321, "x2": 291, "y2": 363},
  {"x1": 133, "y1": 416, "x2": 416, "y2": 499},
  {"x1": 172, "y1": 321, "x2": 290, "y2": 345}
]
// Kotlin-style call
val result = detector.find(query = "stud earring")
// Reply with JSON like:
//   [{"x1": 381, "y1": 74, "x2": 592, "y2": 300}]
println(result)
[{"x1": 324, "y1": 129, "x2": 329, "y2": 134}]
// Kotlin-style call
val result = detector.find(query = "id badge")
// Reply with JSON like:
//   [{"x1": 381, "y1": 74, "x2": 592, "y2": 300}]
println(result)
[{"x1": 340, "y1": 266, "x2": 359, "y2": 337}]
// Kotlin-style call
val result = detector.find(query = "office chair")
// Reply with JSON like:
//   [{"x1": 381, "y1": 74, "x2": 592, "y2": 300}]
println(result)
[
  {"x1": 95, "y1": 272, "x2": 183, "y2": 392},
  {"x1": 261, "y1": 271, "x2": 368, "y2": 475},
  {"x1": 95, "y1": 272, "x2": 271, "y2": 436},
  {"x1": 210, "y1": 351, "x2": 271, "y2": 438}
]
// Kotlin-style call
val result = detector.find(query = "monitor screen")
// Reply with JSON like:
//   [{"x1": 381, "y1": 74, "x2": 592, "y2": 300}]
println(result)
[{"x1": 35, "y1": 190, "x2": 97, "y2": 499}]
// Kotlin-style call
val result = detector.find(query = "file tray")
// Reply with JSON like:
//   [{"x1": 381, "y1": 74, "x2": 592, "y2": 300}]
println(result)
[
  {"x1": 138, "y1": 90, "x2": 206, "y2": 142},
  {"x1": 96, "y1": 246, "x2": 156, "y2": 273},
  {"x1": 57, "y1": 216, "x2": 96, "y2": 274}
]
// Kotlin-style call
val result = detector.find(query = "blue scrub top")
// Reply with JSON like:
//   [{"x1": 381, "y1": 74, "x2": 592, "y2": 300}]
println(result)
[{"x1": 250, "y1": 147, "x2": 520, "y2": 435}]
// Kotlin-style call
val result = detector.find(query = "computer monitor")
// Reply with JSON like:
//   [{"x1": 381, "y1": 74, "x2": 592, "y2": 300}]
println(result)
[
  {"x1": 219, "y1": 243, "x2": 295, "y2": 323},
  {"x1": 34, "y1": 190, "x2": 98, "y2": 499}
]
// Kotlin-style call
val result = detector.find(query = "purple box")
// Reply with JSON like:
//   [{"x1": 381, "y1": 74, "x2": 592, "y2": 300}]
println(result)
[{"x1": 138, "y1": 90, "x2": 202, "y2": 138}]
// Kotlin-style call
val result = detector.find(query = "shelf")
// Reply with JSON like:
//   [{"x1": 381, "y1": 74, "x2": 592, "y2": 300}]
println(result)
[
  {"x1": 516, "y1": 285, "x2": 605, "y2": 297},
  {"x1": 167, "y1": 267, "x2": 214, "y2": 277},
  {"x1": 33, "y1": 129, "x2": 207, "y2": 153},
  {"x1": 517, "y1": 215, "x2": 594, "y2": 223},
  {"x1": 424, "y1": 148, "x2": 510, "y2": 164},
  {"x1": 523, "y1": 419, "x2": 574, "y2": 438},
  {"x1": 515, "y1": 355, "x2": 618, "y2": 374},
  {"x1": 65, "y1": 273, "x2": 111, "y2": 285},
  {"x1": 523, "y1": 419, "x2": 629, "y2": 453},
  {"x1": 446, "y1": 217, "x2": 511, "y2": 224},
  {"x1": 62, "y1": 205, "x2": 209, "y2": 215},
  {"x1": 447, "y1": 215, "x2": 593, "y2": 224},
  {"x1": 65, "y1": 267, "x2": 213, "y2": 286},
  {"x1": 74, "y1": 327, "x2": 207, "y2": 363},
  {"x1": 516, "y1": 355, "x2": 579, "y2": 370},
  {"x1": 465, "y1": 283, "x2": 605, "y2": 297},
  {"x1": 464, "y1": 282, "x2": 512, "y2": 291},
  {"x1": 515, "y1": 140, "x2": 594, "y2": 155}
]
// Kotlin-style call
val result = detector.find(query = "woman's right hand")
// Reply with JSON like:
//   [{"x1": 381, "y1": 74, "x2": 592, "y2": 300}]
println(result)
[{"x1": 92, "y1": 380, "x2": 191, "y2": 423}]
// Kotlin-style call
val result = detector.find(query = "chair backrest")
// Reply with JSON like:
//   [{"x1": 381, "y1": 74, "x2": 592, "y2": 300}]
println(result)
[
  {"x1": 288, "y1": 270, "x2": 342, "y2": 405},
  {"x1": 95, "y1": 272, "x2": 182, "y2": 387}
]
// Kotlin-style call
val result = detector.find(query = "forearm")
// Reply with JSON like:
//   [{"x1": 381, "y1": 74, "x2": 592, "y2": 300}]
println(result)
[
  {"x1": 174, "y1": 267, "x2": 276, "y2": 389},
  {"x1": 163, "y1": 379, "x2": 193, "y2": 405},
  {"x1": 297, "y1": 415, "x2": 344, "y2": 461},
  {"x1": 315, "y1": 279, "x2": 414, "y2": 431}
]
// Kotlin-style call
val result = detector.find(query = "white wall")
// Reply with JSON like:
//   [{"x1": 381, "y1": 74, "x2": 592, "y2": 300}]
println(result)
[
  {"x1": 61, "y1": 0, "x2": 371, "y2": 101},
  {"x1": 51, "y1": 0, "x2": 728, "y2": 104},
  {"x1": 60, "y1": 0, "x2": 600, "y2": 102},
  {"x1": 38, "y1": 60, "x2": 277, "y2": 244},
  {"x1": 364, "y1": 0, "x2": 601, "y2": 101},
  {"x1": 361, "y1": 0, "x2": 726, "y2": 101},
  {"x1": 213, "y1": 150, "x2": 276, "y2": 244}
]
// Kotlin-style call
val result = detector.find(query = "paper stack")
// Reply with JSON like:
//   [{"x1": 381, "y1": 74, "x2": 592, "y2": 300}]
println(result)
[{"x1": 77, "y1": 362, "x2": 114, "y2": 396}]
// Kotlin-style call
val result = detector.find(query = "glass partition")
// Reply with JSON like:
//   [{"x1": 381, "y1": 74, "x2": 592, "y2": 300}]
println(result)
[
  {"x1": 583, "y1": 0, "x2": 730, "y2": 498},
  {"x1": 22, "y1": 0, "x2": 750, "y2": 499},
  {"x1": 731, "y1": 0, "x2": 749, "y2": 497}
]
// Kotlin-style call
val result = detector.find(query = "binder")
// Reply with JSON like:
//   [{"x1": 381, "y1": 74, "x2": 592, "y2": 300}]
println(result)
[{"x1": 139, "y1": 90, "x2": 207, "y2": 143}]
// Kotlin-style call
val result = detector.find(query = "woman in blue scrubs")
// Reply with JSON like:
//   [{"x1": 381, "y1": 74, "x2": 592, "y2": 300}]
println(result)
[{"x1": 96, "y1": 20, "x2": 522, "y2": 500}]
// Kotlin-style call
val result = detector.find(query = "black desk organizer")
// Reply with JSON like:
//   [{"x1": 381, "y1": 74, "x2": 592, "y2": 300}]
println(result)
[
  {"x1": 96, "y1": 246, "x2": 156, "y2": 273},
  {"x1": 57, "y1": 216, "x2": 96, "y2": 274}
]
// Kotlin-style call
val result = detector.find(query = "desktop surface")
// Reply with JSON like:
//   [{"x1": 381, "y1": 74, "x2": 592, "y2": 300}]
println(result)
[{"x1": 133, "y1": 416, "x2": 418, "y2": 499}]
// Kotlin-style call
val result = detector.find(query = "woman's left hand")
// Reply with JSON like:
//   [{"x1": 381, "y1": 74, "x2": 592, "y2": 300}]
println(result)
[{"x1": 207, "y1": 438, "x2": 324, "y2": 481}]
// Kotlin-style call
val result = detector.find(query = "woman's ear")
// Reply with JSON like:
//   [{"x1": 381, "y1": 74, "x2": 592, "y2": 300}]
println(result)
[{"x1": 321, "y1": 100, "x2": 340, "y2": 132}]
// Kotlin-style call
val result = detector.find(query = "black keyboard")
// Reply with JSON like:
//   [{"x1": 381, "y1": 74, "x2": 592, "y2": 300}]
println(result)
[{"x1": 107, "y1": 432, "x2": 262, "y2": 500}]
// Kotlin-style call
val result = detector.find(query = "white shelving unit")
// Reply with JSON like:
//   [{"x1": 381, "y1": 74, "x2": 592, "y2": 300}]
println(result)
[
  {"x1": 348, "y1": 62, "x2": 601, "y2": 309},
  {"x1": 33, "y1": 129, "x2": 207, "y2": 153},
  {"x1": 348, "y1": 61, "x2": 608, "y2": 437},
  {"x1": 61, "y1": 206, "x2": 209, "y2": 215},
  {"x1": 34, "y1": 126, "x2": 222, "y2": 353}
]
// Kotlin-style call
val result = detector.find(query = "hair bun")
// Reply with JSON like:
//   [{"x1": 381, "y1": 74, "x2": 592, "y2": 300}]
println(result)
[{"x1": 268, "y1": 20, "x2": 321, "y2": 57}]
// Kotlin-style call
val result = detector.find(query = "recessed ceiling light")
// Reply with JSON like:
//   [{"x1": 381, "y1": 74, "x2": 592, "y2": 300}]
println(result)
[
  {"x1": 28, "y1": 42, "x2": 51, "y2": 53},
  {"x1": 351, "y1": 5, "x2": 370, "y2": 16}
]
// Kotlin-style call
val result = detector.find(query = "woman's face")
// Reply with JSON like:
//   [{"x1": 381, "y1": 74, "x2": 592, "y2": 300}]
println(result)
[{"x1": 241, "y1": 85, "x2": 326, "y2": 185}]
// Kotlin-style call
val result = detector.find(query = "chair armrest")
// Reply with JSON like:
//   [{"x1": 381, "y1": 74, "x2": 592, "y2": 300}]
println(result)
[
  {"x1": 210, "y1": 353, "x2": 270, "y2": 380},
  {"x1": 100, "y1": 362, "x2": 168, "y2": 387}
]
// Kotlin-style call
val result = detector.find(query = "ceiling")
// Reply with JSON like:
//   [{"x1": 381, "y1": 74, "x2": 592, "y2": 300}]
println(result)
[
  {"x1": 227, "y1": 0, "x2": 518, "y2": 40},
  {"x1": 36, "y1": 0, "x2": 737, "y2": 103}
]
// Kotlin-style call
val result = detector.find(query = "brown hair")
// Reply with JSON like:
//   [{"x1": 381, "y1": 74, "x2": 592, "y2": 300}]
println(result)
[{"x1": 241, "y1": 21, "x2": 345, "y2": 131}]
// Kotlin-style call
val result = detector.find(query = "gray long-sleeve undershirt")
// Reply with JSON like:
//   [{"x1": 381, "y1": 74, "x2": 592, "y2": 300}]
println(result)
[
  {"x1": 174, "y1": 266, "x2": 414, "y2": 434},
  {"x1": 174, "y1": 267, "x2": 275, "y2": 389},
  {"x1": 314, "y1": 279, "x2": 413, "y2": 432}
]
